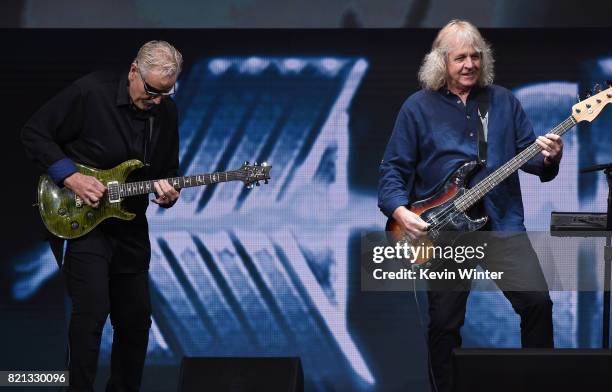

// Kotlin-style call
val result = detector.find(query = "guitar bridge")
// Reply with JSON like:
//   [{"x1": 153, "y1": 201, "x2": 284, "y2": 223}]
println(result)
[{"x1": 107, "y1": 181, "x2": 121, "y2": 203}]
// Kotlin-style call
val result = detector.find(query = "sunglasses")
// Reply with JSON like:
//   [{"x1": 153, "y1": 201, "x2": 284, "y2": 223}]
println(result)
[{"x1": 136, "y1": 64, "x2": 176, "y2": 97}]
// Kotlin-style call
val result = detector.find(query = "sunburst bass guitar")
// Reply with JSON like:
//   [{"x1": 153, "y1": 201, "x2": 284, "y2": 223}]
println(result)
[
  {"x1": 386, "y1": 84, "x2": 612, "y2": 271},
  {"x1": 38, "y1": 159, "x2": 272, "y2": 239}
]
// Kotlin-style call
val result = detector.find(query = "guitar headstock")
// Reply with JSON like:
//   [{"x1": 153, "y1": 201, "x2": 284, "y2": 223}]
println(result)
[
  {"x1": 238, "y1": 161, "x2": 272, "y2": 189},
  {"x1": 572, "y1": 82, "x2": 612, "y2": 123}
]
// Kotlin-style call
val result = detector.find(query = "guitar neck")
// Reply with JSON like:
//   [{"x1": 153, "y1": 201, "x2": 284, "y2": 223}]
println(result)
[
  {"x1": 118, "y1": 170, "x2": 243, "y2": 198},
  {"x1": 455, "y1": 115, "x2": 577, "y2": 212}
]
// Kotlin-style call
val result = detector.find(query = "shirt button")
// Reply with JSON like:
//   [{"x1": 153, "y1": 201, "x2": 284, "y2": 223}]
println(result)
[
  {"x1": 466, "y1": 115, "x2": 471, "y2": 119},
  {"x1": 456, "y1": 100, "x2": 461, "y2": 104},
  {"x1": 469, "y1": 132, "x2": 474, "y2": 137}
]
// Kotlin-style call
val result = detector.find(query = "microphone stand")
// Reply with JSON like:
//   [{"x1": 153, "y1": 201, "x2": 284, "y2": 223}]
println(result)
[{"x1": 580, "y1": 162, "x2": 612, "y2": 348}]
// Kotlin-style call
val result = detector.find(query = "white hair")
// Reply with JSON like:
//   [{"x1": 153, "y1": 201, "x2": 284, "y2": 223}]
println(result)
[
  {"x1": 418, "y1": 19, "x2": 494, "y2": 90},
  {"x1": 134, "y1": 40, "x2": 183, "y2": 78}
]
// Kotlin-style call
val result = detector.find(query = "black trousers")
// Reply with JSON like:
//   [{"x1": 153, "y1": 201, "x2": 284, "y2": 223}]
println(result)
[
  {"x1": 62, "y1": 228, "x2": 152, "y2": 392},
  {"x1": 426, "y1": 233, "x2": 554, "y2": 392}
]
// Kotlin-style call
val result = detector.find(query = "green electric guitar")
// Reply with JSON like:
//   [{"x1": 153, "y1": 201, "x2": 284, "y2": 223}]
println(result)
[{"x1": 37, "y1": 159, "x2": 272, "y2": 239}]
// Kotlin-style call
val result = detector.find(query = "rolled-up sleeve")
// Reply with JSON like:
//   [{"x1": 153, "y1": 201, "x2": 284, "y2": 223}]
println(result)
[{"x1": 378, "y1": 104, "x2": 419, "y2": 217}]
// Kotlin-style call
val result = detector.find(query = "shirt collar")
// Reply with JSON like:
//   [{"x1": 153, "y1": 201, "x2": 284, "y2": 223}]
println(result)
[
  {"x1": 116, "y1": 71, "x2": 131, "y2": 107},
  {"x1": 438, "y1": 84, "x2": 485, "y2": 101},
  {"x1": 116, "y1": 70, "x2": 159, "y2": 118}
]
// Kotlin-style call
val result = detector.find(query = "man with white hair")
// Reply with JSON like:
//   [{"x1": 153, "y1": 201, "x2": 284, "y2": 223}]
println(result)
[
  {"x1": 378, "y1": 21, "x2": 563, "y2": 391},
  {"x1": 22, "y1": 41, "x2": 183, "y2": 391}
]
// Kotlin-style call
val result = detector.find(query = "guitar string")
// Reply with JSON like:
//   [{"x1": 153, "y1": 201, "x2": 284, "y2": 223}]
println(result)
[
  {"x1": 454, "y1": 117, "x2": 575, "y2": 211},
  {"x1": 426, "y1": 117, "x2": 574, "y2": 233},
  {"x1": 401, "y1": 116, "x2": 576, "y2": 241},
  {"x1": 428, "y1": 89, "x2": 611, "y2": 234},
  {"x1": 117, "y1": 171, "x2": 253, "y2": 196},
  {"x1": 425, "y1": 116, "x2": 574, "y2": 234}
]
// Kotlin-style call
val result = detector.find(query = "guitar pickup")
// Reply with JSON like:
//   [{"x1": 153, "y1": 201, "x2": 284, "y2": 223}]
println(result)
[{"x1": 107, "y1": 181, "x2": 121, "y2": 203}]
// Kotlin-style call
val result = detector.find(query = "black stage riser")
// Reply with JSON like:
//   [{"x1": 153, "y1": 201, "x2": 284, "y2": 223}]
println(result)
[
  {"x1": 178, "y1": 357, "x2": 304, "y2": 392},
  {"x1": 453, "y1": 349, "x2": 612, "y2": 392}
]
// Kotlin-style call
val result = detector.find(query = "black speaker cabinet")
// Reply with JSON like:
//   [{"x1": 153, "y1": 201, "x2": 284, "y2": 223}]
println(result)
[
  {"x1": 452, "y1": 349, "x2": 612, "y2": 392},
  {"x1": 177, "y1": 357, "x2": 304, "y2": 392}
]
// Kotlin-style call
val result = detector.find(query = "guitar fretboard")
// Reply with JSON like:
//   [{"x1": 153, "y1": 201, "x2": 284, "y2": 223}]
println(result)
[
  {"x1": 454, "y1": 115, "x2": 577, "y2": 211},
  {"x1": 118, "y1": 171, "x2": 243, "y2": 198}
]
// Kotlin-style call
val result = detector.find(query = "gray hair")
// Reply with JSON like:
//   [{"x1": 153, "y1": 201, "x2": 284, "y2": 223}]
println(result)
[
  {"x1": 134, "y1": 40, "x2": 183, "y2": 78},
  {"x1": 418, "y1": 19, "x2": 494, "y2": 90}
]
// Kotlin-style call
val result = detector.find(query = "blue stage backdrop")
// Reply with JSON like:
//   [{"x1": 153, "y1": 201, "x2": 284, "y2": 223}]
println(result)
[{"x1": 4, "y1": 30, "x2": 612, "y2": 391}]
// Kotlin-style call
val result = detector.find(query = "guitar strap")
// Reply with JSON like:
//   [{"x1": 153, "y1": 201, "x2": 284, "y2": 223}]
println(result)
[
  {"x1": 49, "y1": 235, "x2": 66, "y2": 268},
  {"x1": 475, "y1": 88, "x2": 489, "y2": 165},
  {"x1": 144, "y1": 116, "x2": 154, "y2": 169}
]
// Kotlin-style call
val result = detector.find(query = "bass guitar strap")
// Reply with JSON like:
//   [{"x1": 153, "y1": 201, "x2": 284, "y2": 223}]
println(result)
[{"x1": 475, "y1": 88, "x2": 489, "y2": 166}]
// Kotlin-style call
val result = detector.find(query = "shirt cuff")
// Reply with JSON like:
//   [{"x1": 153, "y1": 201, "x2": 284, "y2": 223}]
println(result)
[
  {"x1": 48, "y1": 158, "x2": 77, "y2": 186},
  {"x1": 540, "y1": 160, "x2": 559, "y2": 182},
  {"x1": 379, "y1": 195, "x2": 410, "y2": 218}
]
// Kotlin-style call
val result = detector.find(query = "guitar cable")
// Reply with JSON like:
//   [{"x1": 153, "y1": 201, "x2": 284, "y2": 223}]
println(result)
[
  {"x1": 58, "y1": 340, "x2": 70, "y2": 392},
  {"x1": 56, "y1": 240, "x2": 70, "y2": 392},
  {"x1": 412, "y1": 277, "x2": 440, "y2": 392}
]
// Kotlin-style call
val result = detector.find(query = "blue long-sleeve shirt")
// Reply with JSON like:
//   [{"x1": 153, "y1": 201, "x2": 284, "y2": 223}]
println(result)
[{"x1": 378, "y1": 85, "x2": 558, "y2": 231}]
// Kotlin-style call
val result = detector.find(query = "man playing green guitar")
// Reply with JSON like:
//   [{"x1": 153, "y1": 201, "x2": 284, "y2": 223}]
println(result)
[{"x1": 21, "y1": 40, "x2": 183, "y2": 391}]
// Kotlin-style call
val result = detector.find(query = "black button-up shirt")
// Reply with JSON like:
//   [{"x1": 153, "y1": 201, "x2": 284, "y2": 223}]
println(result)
[
  {"x1": 22, "y1": 70, "x2": 180, "y2": 216},
  {"x1": 21, "y1": 70, "x2": 180, "y2": 271}
]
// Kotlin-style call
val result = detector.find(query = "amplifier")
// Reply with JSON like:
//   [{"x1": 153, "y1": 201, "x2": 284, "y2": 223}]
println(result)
[
  {"x1": 550, "y1": 211, "x2": 607, "y2": 232},
  {"x1": 453, "y1": 348, "x2": 612, "y2": 392}
]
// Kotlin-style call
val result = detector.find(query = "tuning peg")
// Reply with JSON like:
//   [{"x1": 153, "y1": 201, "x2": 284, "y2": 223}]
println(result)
[
  {"x1": 247, "y1": 183, "x2": 254, "y2": 189},
  {"x1": 607, "y1": 80, "x2": 612, "y2": 87},
  {"x1": 256, "y1": 181, "x2": 260, "y2": 186},
  {"x1": 244, "y1": 161, "x2": 250, "y2": 166},
  {"x1": 264, "y1": 179, "x2": 269, "y2": 184},
  {"x1": 583, "y1": 89, "x2": 592, "y2": 98},
  {"x1": 261, "y1": 162, "x2": 268, "y2": 167},
  {"x1": 254, "y1": 161, "x2": 259, "y2": 166}
]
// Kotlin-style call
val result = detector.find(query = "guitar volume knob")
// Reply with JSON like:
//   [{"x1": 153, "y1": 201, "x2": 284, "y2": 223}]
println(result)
[
  {"x1": 86, "y1": 211, "x2": 94, "y2": 220},
  {"x1": 70, "y1": 221, "x2": 79, "y2": 230},
  {"x1": 58, "y1": 208, "x2": 67, "y2": 216}
]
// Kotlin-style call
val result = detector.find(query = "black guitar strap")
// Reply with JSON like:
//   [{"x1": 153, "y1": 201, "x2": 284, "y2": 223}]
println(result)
[
  {"x1": 475, "y1": 89, "x2": 489, "y2": 165},
  {"x1": 49, "y1": 235, "x2": 66, "y2": 268},
  {"x1": 144, "y1": 116, "x2": 154, "y2": 168}
]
